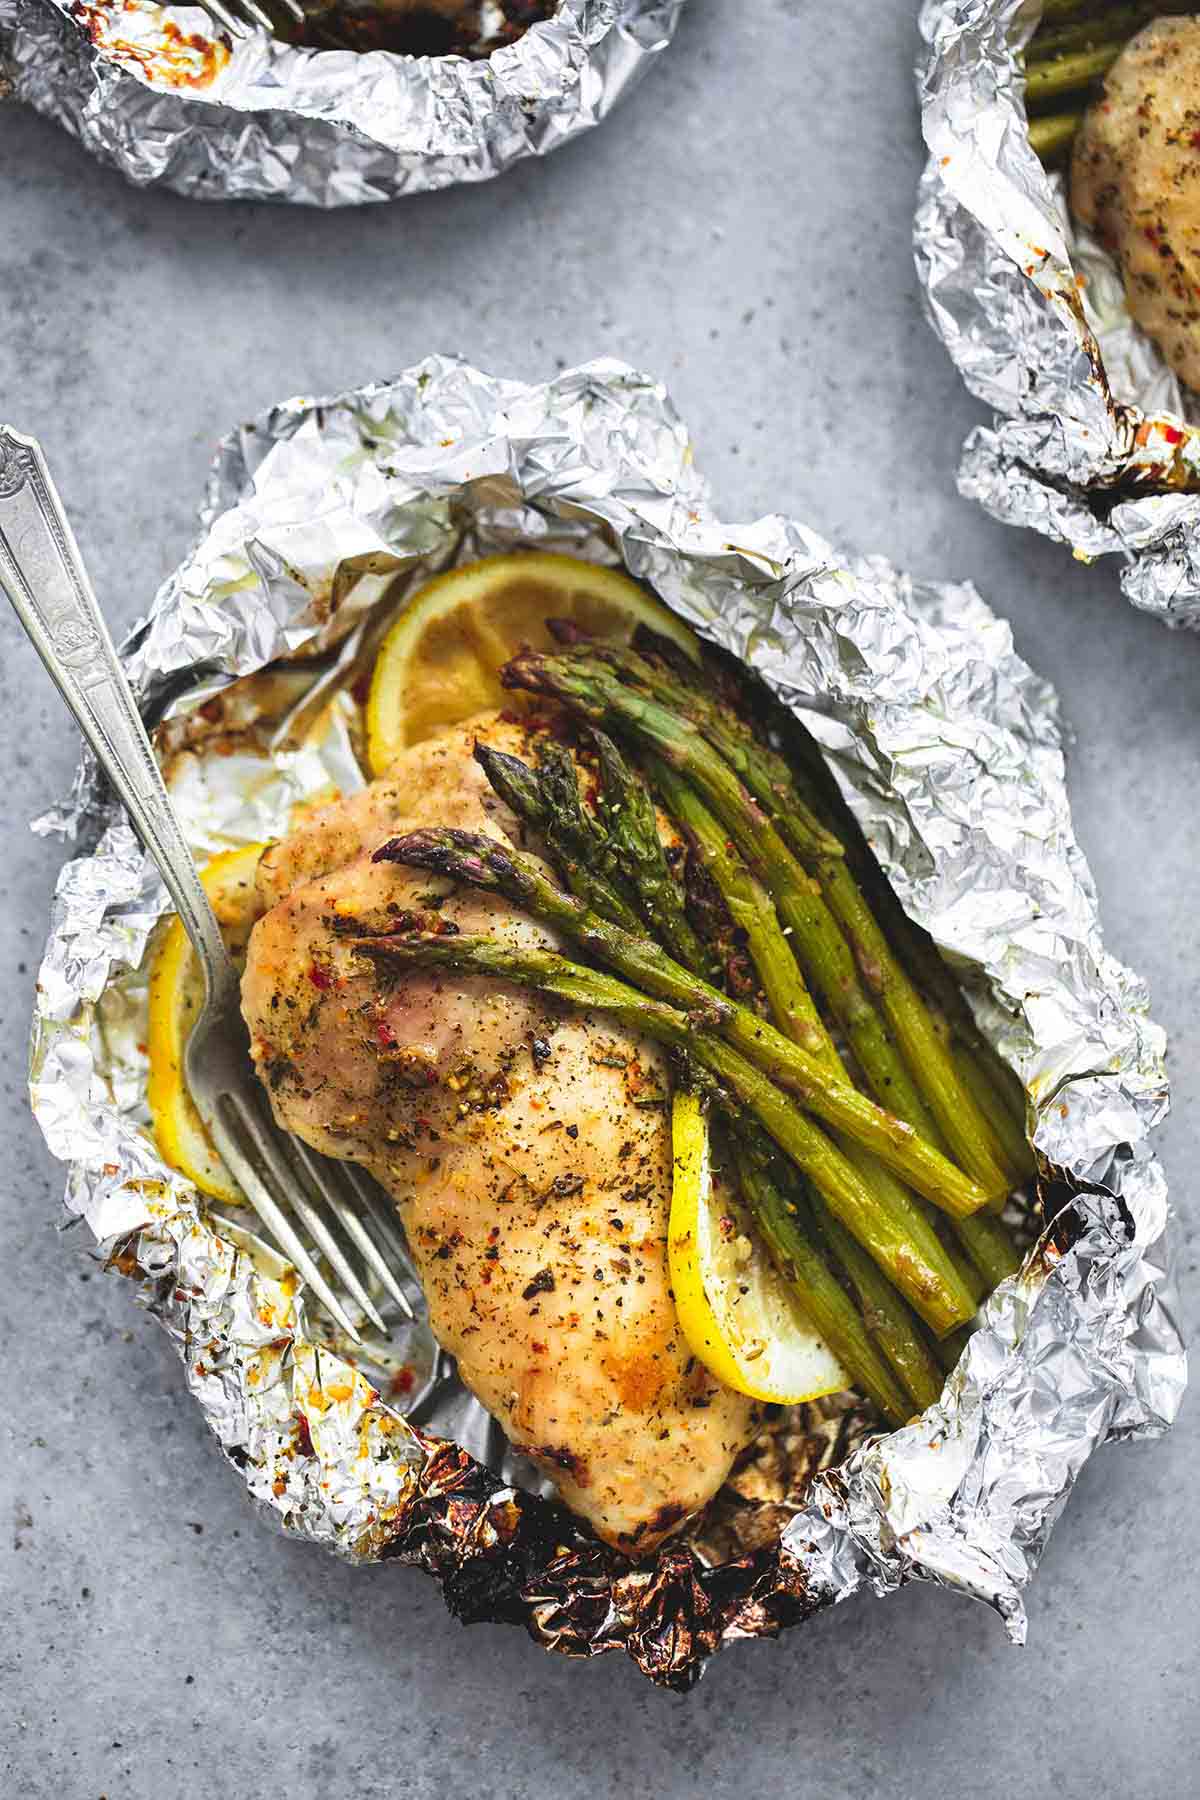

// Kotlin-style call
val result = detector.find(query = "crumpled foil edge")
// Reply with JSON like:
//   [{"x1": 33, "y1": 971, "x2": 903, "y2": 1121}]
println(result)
[
  {"x1": 28, "y1": 355, "x2": 1186, "y2": 1688},
  {"x1": 0, "y1": 0, "x2": 682, "y2": 206},
  {"x1": 915, "y1": 0, "x2": 1200, "y2": 628}
]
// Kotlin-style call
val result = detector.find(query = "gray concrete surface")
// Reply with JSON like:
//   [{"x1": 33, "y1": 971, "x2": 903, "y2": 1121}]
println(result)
[{"x1": 1, "y1": 3, "x2": 1196, "y2": 1795}]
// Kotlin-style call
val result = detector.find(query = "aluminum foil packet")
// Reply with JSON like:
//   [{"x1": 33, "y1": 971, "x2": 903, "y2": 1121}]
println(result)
[
  {"x1": 0, "y1": 0, "x2": 680, "y2": 205},
  {"x1": 916, "y1": 0, "x2": 1200, "y2": 628},
  {"x1": 27, "y1": 356, "x2": 1185, "y2": 1689}
]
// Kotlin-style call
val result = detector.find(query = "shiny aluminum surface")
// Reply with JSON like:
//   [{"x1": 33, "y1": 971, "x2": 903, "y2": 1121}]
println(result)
[
  {"x1": 0, "y1": 0, "x2": 682, "y2": 204},
  {"x1": 26, "y1": 356, "x2": 1184, "y2": 1686}
]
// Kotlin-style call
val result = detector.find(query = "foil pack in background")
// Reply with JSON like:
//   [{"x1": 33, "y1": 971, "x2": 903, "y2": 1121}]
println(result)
[
  {"x1": 0, "y1": 0, "x2": 680, "y2": 205},
  {"x1": 916, "y1": 0, "x2": 1200, "y2": 628},
  {"x1": 28, "y1": 357, "x2": 1185, "y2": 1689}
]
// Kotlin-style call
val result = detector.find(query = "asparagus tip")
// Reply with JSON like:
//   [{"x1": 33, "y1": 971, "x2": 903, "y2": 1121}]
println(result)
[{"x1": 372, "y1": 829, "x2": 551, "y2": 926}]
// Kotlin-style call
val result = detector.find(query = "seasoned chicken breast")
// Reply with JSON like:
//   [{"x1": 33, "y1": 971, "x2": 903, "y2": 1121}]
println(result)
[
  {"x1": 242, "y1": 714, "x2": 758, "y2": 1552},
  {"x1": 1072, "y1": 16, "x2": 1200, "y2": 391}
]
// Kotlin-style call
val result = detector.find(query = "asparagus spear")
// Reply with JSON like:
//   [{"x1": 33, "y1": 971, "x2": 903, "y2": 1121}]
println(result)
[
  {"x1": 648, "y1": 758, "x2": 832, "y2": 1062},
  {"x1": 539, "y1": 739, "x2": 646, "y2": 928},
  {"x1": 1029, "y1": 0, "x2": 1196, "y2": 57},
  {"x1": 736, "y1": 1135, "x2": 944, "y2": 1415},
  {"x1": 685, "y1": 779, "x2": 1020, "y2": 1289},
  {"x1": 566, "y1": 639, "x2": 1023, "y2": 1199},
  {"x1": 1028, "y1": 110, "x2": 1083, "y2": 163},
  {"x1": 588, "y1": 728, "x2": 712, "y2": 976},
  {"x1": 373, "y1": 828, "x2": 989, "y2": 1220},
  {"x1": 470, "y1": 739, "x2": 549, "y2": 830},
  {"x1": 577, "y1": 635, "x2": 805, "y2": 831},
  {"x1": 614, "y1": 793, "x2": 1005, "y2": 1369},
  {"x1": 493, "y1": 654, "x2": 1019, "y2": 1316},
  {"x1": 1023, "y1": 6, "x2": 1200, "y2": 159},
  {"x1": 640, "y1": 631, "x2": 1021, "y2": 1072},
  {"x1": 730, "y1": 1144, "x2": 914, "y2": 1423},
  {"x1": 953, "y1": 1206, "x2": 1021, "y2": 1291},
  {"x1": 501, "y1": 727, "x2": 927, "y2": 1407},
  {"x1": 571, "y1": 734, "x2": 950, "y2": 1412},
  {"x1": 502, "y1": 650, "x2": 842, "y2": 860},
  {"x1": 1028, "y1": 3, "x2": 1150, "y2": 63},
  {"x1": 356, "y1": 931, "x2": 976, "y2": 1336},
  {"x1": 807, "y1": 845, "x2": 1017, "y2": 1195},
  {"x1": 499, "y1": 652, "x2": 974, "y2": 1173},
  {"x1": 576, "y1": 752, "x2": 968, "y2": 1403},
  {"x1": 647, "y1": 766, "x2": 999, "y2": 1297},
  {"x1": 739, "y1": 689, "x2": 1034, "y2": 1180},
  {"x1": 802, "y1": 1185, "x2": 944, "y2": 1412},
  {"x1": 472, "y1": 741, "x2": 642, "y2": 932},
  {"x1": 1025, "y1": 40, "x2": 1121, "y2": 102}
]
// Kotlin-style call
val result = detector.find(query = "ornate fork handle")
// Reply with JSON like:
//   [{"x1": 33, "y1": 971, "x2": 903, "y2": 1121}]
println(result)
[{"x1": 0, "y1": 426, "x2": 239, "y2": 1011}]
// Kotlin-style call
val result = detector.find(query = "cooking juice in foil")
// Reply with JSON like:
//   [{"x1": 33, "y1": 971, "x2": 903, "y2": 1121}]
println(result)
[
  {"x1": 918, "y1": 0, "x2": 1200, "y2": 627},
  {"x1": 28, "y1": 358, "x2": 1184, "y2": 1687}
]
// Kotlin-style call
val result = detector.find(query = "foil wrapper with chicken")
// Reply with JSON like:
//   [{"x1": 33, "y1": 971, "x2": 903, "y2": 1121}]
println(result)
[
  {"x1": 0, "y1": 0, "x2": 680, "y2": 205},
  {"x1": 918, "y1": 0, "x2": 1200, "y2": 625},
  {"x1": 28, "y1": 359, "x2": 1183, "y2": 1686},
  {"x1": 230, "y1": 549, "x2": 1026, "y2": 1551}
]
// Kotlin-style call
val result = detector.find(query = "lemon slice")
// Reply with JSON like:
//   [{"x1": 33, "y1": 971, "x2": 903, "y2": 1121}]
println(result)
[
  {"x1": 365, "y1": 551, "x2": 701, "y2": 775},
  {"x1": 668, "y1": 1089, "x2": 847, "y2": 1404},
  {"x1": 147, "y1": 842, "x2": 268, "y2": 1202}
]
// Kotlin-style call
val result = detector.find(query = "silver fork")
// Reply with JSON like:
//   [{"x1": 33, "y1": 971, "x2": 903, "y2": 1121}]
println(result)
[
  {"x1": 0, "y1": 425, "x2": 413, "y2": 1344},
  {"x1": 201, "y1": 0, "x2": 305, "y2": 41}
]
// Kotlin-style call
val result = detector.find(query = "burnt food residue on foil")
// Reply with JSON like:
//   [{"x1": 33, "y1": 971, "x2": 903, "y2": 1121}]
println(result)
[
  {"x1": 285, "y1": 0, "x2": 556, "y2": 58},
  {"x1": 72, "y1": 0, "x2": 231, "y2": 88}
]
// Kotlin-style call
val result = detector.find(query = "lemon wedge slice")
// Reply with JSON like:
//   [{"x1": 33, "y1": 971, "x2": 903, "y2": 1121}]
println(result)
[
  {"x1": 668, "y1": 1089, "x2": 847, "y2": 1404},
  {"x1": 147, "y1": 842, "x2": 268, "y2": 1202},
  {"x1": 365, "y1": 551, "x2": 701, "y2": 775}
]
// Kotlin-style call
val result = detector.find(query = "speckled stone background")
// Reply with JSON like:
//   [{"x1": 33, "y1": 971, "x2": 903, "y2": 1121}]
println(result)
[{"x1": 2, "y1": 3, "x2": 1196, "y2": 1795}]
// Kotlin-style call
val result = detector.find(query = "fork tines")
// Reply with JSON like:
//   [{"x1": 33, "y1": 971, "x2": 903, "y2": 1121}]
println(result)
[
  {"x1": 200, "y1": 0, "x2": 305, "y2": 42},
  {"x1": 208, "y1": 1084, "x2": 414, "y2": 1345}
]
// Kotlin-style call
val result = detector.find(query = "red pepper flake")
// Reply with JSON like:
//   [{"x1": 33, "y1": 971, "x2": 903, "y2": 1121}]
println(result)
[
  {"x1": 1190, "y1": 131, "x2": 1200, "y2": 149},
  {"x1": 377, "y1": 1020, "x2": 397, "y2": 1048},
  {"x1": 295, "y1": 1413, "x2": 315, "y2": 1458},
  {"x1": 1162, "y1": 425, "x2": 1184, "y2": 446},
  {"x1": 308, "y1": 963, "x2": 333, "y2": 991},
  {"x1": 388, "y1": 1366, "x2": 415, "y2": 1397}
]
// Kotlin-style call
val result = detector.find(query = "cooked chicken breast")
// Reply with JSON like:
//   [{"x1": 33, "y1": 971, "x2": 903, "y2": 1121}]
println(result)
[
  {"x1": 242, "y1": 714, "x2": 758, "y2": 1552},
  {"x1": 1072, "y1": 16, "x2": 1200, "y2": 392}
]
